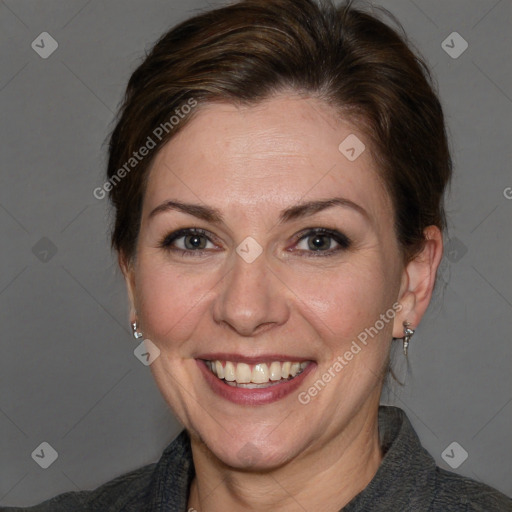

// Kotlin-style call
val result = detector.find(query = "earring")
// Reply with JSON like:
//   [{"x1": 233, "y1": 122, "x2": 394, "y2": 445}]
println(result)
[
  {"x1": 402, "y1": 322, "x2": 415, "y2": 356},
  {"x1": 132, "y1": 321, "x2": 143, "y2": 339}
]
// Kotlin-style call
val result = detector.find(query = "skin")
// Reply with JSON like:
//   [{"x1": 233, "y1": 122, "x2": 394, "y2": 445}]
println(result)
[{"x1": 121, "y1": 93, "x2": 443, "y2": 511}]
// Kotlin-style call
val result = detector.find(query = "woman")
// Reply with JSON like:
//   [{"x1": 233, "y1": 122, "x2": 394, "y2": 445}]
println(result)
[{"x1": 5, "y1": 0, "x2": 511, "y2": 510}]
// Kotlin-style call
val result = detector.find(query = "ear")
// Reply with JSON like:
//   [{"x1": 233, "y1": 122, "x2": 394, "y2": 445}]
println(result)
[
  {"x1": 392, "y1": 226, "x2": 444, "y2": 338},
  {"x1": 118, "y1": 251, "x2": 137, "y2": 324}
]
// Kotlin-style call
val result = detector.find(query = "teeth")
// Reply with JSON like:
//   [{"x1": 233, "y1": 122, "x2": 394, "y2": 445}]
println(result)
[
  {"x1": 269, "y1": 361, "x2": 282, "y2": 381},
  {"x1": 205, "y1": 359, "x2": 309, "y2": 385},
  {"x1": 224, "y1": 361, "x2": 236, "y2": 381},
  {"x1": 215, "y1": 360, "x2": 224, "y2": 379},
  {"x1": 281, "y1": 361, "x2": 291, "y2": 379},
  {"x1": 290, "y1": 362, "x2": 301, "y2": 377},
  {"x1": 252, "y1": 363, "x2": 269, "y2": 383},
  {"x1": 235, "y1": 363, "x2": 252, "y2": 383}
]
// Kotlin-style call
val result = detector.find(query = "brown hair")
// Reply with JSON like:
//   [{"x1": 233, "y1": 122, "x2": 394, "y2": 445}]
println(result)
[{"x1": 107, "y1": 0, "x2": 451, "y2": 264}]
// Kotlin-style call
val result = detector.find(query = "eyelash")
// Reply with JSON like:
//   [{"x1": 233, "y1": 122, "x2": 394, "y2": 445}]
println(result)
[
  {"x1": 158, "y1": 228, "x2": 216, "y2": 257},
  {"x1": 292, "y1": 227, "x2": 351, "y2": 256},
  {"x1": 158, "y1": 227, "x2": 351, "y2": 257}
]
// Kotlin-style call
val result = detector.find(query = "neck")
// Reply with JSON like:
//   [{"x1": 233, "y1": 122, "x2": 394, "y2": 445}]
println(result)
[{"x1": 187, "y1": 402, "x2": 383, "y2": 512}]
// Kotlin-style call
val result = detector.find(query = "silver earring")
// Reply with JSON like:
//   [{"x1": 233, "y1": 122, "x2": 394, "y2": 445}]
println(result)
[
  {"x1": 402, "y1": 322, "x2": 415, "y2": 356},
  {"x1": 132, "y1": 321, "x2": 143, "y2": 339}
]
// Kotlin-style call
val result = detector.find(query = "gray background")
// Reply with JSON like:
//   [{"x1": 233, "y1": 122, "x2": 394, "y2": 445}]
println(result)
[{"x1": 1, "y1": 0, "x2": 511, "y2": 507}]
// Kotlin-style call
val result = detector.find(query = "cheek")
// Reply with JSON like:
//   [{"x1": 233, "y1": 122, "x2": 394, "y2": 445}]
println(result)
[
  {"x1": 290, "y1": 260, "x2": 393, "y2": 342},
  {"x1": 134, "y1": 259, "x2": 214, "y2": 345}
]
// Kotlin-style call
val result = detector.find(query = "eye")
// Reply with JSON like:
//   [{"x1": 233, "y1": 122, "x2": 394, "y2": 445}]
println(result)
[
  {"x1": 159, "y1": 228, "x2": 217, "y2": 255},
  {"x1": 294, "y1": 228, "x2": 351, "y2": 255}
]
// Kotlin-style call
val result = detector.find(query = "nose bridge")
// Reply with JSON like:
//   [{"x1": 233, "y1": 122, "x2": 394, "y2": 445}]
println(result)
[{"x1": 214, "y1": 249, "x2": 288, "y2": 336}]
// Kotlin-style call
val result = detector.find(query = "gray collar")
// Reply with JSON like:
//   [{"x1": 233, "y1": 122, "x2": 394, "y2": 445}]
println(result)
[{"x1": 343, "y1": 406, "x2": 437, "y2": 511}]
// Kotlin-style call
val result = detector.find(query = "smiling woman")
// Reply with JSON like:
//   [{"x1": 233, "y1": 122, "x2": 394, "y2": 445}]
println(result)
[{"x1": 5, "y1": 0, "x2": 511, "y2": 511}]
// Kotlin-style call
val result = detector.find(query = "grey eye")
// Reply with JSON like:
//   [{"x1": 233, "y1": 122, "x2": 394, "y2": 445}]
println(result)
[
  {"x1": 183, "y1": 234, "x2": 208, "y2": 250},
  {"x1": 296, "y1": 233, "x2": 339, "y2": 252},
  {"x1": 294, "y1": 228, "x2": 351, "y2": 254}
]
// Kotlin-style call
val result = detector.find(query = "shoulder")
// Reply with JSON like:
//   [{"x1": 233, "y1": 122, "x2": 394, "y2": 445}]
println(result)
[
  {"x1": 1, "y1": 429, "x2": 193, "y2": 512},
  {"x1": 431, "y1": 466, "x2": 512, "y2": 511},
  {"x1": 0, "y1": 462, "x2": 156, "y2": 512},
  {"x1": 373, "y1": 406, "x2": 512, "y2": 512}
]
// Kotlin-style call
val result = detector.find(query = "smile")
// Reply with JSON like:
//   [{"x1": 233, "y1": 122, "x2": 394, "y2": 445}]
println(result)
[
  {"x1": 204, "y1": 360, "x2": 310, "y2": 388},
  {"x1": 197, "y1": 358, "x2": 316, "y2": 405}
]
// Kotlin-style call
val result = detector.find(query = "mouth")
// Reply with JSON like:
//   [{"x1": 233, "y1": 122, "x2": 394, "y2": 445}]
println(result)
[
  {"x1": 203, "y1": 359, "x2": 311, "y2": 388},
  {"x1": 196, "y1": 357, "x2": 316, "y2": 405}
]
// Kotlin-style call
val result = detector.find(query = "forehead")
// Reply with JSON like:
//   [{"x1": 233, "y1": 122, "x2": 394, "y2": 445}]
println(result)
[{"x1": 143, "y1": 94, "x2": 392, "y2": 222}]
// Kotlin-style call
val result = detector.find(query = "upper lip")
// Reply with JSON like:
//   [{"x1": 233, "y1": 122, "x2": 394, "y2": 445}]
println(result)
[{"x1": 195, "y1": 352, "x2": 314, "y2": 364}]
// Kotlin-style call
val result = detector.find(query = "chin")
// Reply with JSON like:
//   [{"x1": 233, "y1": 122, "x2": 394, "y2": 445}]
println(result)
[{"x1": 196, "y1": 425, "x2": 300, "y2": 470}]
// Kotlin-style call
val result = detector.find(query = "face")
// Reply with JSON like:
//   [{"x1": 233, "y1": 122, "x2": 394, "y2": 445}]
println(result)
[{"x1": 125, "y1": 94, "x2": 408, "y2": 469}]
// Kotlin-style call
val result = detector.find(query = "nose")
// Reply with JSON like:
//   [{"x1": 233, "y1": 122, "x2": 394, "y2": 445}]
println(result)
[{"x1": 213, "y1": 251, "x2": 290, "y2": 337}]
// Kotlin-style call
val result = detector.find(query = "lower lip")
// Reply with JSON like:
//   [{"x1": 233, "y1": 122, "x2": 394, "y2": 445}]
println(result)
[{"x1": 197, "y1": 359, "x2": 316, "y2": 405}]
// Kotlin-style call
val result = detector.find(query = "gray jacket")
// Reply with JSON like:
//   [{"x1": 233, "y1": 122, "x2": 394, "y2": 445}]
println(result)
[{"x1": 2, "y1": 406, "x2": 511, "y2": 511}]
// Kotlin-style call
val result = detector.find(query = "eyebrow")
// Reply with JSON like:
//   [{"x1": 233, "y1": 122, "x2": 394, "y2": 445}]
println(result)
[
  {"x1": 148, "y1": 197, "x2": 368, "y2": 224},
  {"x1": 279, "y1": 198, "x2": 369, "y2": 223},
  {"x1": 149, "y1": 200, "x2": 223, "y2": 223}
]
